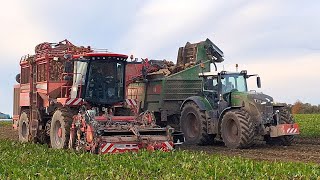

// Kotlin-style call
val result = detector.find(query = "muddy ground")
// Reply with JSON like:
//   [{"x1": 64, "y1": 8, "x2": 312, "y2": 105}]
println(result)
[
  {"x1": 180, "y1": 139, "x2": 320, "y2": 164},
  {"x1": 1, "y1": 124, "x2": 319, "y2": 164}
]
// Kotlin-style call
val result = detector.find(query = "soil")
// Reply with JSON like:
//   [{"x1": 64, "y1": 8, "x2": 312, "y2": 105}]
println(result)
[
  {"x1": 179, "y1": 139, "x2": 320, "y2": 164},
  {"x1": 0, "y1": 124, "x2": 18, "y2": 141},
  {"x1": 1, "y1": 124, "x2": 319, "y2": 164}
]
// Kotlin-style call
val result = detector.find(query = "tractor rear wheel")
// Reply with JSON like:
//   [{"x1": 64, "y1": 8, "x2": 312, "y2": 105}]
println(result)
[
  {"x1": 18, "y1": 111, "x2": 30, "y2": 142},
  {"x1": 265, "y1": 108, "x2": 295, "y2": 146},
  {"x1": 221, "y1": 109, "x2": 255, "y2": 149},
  {"x1": 50, "y1": 108, "x2": 73, "y2": 149},
  {"x1": 180, "y1": 102, "x2": 214, "y2": 145}
]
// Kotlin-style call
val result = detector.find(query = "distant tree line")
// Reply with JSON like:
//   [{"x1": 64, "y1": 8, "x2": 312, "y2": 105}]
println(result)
[
  {"x1": 290, "y1": 101, "x2": 320, "y2": 114},
  {"x1": 0, "y1": 113, "x2": 11, "y2": 119}
]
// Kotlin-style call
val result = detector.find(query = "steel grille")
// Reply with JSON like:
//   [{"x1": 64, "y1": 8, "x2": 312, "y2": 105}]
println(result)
[{"x1": 164, "y1": 80, "x2": 201, "y2": 100}]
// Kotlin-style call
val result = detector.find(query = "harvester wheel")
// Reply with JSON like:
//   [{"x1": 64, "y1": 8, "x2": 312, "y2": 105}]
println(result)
[
  {"x1": 265, "y1": 108, "x2": 295, "y2": 146},
  {"x1": 221, "y1": 109, "x2": 255, "y2": 149},
  {"x1": 18, "y1": 111, "x2": 30, "y2": 142},
  {"x1": 50, "y1": 108, "x2": 73, "y2": 149},
  {"x1": 180, "y1": 102, "x2": 214, "y2": 145}
]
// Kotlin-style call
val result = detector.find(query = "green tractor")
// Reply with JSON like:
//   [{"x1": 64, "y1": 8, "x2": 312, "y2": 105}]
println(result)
[
  {"x1": 181, "y1": 69, "x2": 299, "y2": 148},
  {"x1": 127, "y1": 38, "x2": 299, "y2": 148}
]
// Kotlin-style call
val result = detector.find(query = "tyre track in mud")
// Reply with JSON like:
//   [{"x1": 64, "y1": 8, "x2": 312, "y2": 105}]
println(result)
[
  {"x1": 1, "y1": 125, "x2": 319, "y2": 164},
  {"x1": 179, "y1": 138, "x2": 320, "y2": 164}
]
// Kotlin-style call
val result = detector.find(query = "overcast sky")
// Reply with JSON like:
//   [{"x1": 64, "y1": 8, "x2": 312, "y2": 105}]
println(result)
[{"x1": 1, "y1": 0, "x2": 320, "y2": 115}]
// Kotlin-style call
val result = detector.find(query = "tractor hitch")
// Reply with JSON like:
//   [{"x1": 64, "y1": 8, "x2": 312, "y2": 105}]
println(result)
[{"x1": 269, "y1": 123, "x2": 300, "y2": 137}]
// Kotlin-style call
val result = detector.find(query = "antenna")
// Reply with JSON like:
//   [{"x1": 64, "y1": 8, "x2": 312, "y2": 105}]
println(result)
[{"x1": 223, "y1": 65, "x2": 225, "y2": 71}]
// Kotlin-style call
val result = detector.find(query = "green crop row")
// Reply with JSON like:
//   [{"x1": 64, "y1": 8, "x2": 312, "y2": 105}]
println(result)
[
  {"x1": 0, "y1": 121, "x2": 11, "y2": 126},
  {"x1": 0, "y1": 140, "x2": 319, "y2": 179},
  {"x1": 294, "y1": 114, "x2": 320, "y2": 137}
]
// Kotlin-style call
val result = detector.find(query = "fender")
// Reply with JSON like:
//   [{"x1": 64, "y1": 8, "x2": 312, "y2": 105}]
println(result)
[
  {"x1": 180, "y1": 96, "x2": 213, "y2": 111},
  {"x1": 218, "y1": 106, "x2": 242, "y2": 122}
]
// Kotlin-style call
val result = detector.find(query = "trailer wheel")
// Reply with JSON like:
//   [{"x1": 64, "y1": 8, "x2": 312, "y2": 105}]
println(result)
[
  {"x1": 18, "y1": 111, "x2": 30, "y2": 142},
  {"x1": 265, "y1": 108, "x2": 295, "y2": 146},
  {"x1": 221, "y1": 109, "x2": 255, "y2": 149},
  {"x1": 50, "y1": 108, "x2": 73, "y2": 149},
  {"x1": 180, "y1": 102, "x2": 214, "y2": 145}
]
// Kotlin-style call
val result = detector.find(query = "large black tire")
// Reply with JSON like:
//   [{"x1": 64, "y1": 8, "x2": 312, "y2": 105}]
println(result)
[
  {"x1": 265, "y1": 108, "x2": 295, "y2": 146},
  {"x1": 221, "y1": 109, "x2": 255, "y2": 149},
  {"x1": 18, "y1": 111, "x2": 30, "y2": 142},
  {"x1": 180, "y1": 102, "x2": 214, "y2": 145},
  {"x1": 50, "y1": 108, "x2": 73, "y2": 149}
]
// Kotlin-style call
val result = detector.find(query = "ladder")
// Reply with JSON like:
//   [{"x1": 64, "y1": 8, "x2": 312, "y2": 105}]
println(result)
[{"x1": 29, "y1": 57, "x2": 39, "y2": 141}]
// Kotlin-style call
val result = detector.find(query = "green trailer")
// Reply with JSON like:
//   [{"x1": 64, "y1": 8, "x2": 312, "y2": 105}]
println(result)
[
  {"x1": 127, "y1": 38, "x2": 219, "y2": 128},
  {"x1": 142, "y1": 60, "x2": 210, "y2": 127}
]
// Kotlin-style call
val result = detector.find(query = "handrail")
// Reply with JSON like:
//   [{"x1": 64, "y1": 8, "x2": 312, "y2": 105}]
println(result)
[{"x1": 59, "y1": 72, "x2": 84, "y2": 98}]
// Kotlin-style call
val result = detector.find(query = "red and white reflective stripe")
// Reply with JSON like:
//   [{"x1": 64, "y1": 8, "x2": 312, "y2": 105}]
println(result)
[
  {"x1": 65, "y1": 98, "x2": 83, "y2": 106},
  {"x1": 125, "y1": 99, "x2": 139, "y2": 114},
  {"x1": 100, "y1": 143, "x2": 139, "y2": 154},
  {"x1": 125, "y1": 99, "x2": 137, "y2": 107},
  {"x1": 286, "y1": 128, "x2": 298, "y2": 134},
  {"x1": 101, "y1": 143, "x2": 113, "y2": 153}
]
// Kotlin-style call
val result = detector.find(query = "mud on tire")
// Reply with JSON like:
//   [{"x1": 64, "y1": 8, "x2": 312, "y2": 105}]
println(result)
[
  {"x1": 18, "y1": 111, "x2": 30, "y2": 142},
  {"x1": 180, "y1": 102, "x2": 215, "y2": 145},
  {"x1": 221, "y1": 109, "x2": 255, "y2": 149},
  {"x1": 50, "y1": 108, "x2": 74, "y2": 149}
]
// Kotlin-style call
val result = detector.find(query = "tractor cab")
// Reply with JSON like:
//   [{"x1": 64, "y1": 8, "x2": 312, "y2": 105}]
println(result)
[
  {"x1": 200, "y1": 70, "x2": 261, "y2": 105},
  {"x1": 70, "y1": 53, "x2": 128, "y2": 106}
]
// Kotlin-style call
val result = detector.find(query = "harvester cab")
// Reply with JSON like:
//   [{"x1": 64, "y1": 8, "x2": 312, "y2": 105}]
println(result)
[{"x1": 70, "y1": 53, "x2": 127, "y2": 106}]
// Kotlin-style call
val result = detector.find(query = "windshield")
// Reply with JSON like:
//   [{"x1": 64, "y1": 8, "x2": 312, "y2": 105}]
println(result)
[
  {"x1": 85, "y1": 59, "x2": 125, "y2": 105},
  {"x1": 221, "y1": 74, "x2": 247, "y2": 94}
]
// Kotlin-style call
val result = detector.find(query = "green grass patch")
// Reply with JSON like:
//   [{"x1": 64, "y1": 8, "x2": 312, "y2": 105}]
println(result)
[
  {"x1": 294, "y1": 114, "x2": 320, "y2": 137},
  {"x1": 0, "y1": 140, "x2": 319, "y2": 179},
  {"x1": 0, "y1": 121, "x2": 12, "y2": 126}
]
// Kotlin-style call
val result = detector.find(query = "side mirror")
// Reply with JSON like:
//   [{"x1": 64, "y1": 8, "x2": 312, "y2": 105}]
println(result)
[
  {"x1": 257, "y1": 76, "x2": 261, "y2": 88},
  {"x1": 15, "y1": 74, "x2": 21, "y2": 83}
]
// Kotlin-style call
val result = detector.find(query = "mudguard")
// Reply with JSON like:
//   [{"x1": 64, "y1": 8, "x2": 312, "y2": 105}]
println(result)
[
  {"x1": 180, "y1": 96, "x2": 213, "y2": 111},
  {"x1": 218, "y1": 106, "x2": 242, "y2": 121}
]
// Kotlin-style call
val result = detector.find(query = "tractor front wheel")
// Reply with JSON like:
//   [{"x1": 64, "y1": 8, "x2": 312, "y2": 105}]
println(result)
[
  {"x1": 50, "y1": 108, "x2": 73, "y2": 149},
  {"x1": 221, "y1": 109, "x2": 255, "y2": 149}
]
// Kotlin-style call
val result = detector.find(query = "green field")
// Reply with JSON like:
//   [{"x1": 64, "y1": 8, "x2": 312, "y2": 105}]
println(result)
[
  {"x1": 0, "y1": 140, "x2": 318, "y2": 179},
  {"x1": 0, "y1": 121, "x2": 11, "y2": 126},
  {"x1": 294, "y1": 114, "x2": 320, "y2": 137},
  {"x1": 0, "y1": 115, "x2": 319, "y2": 179}
]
